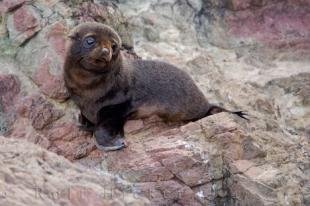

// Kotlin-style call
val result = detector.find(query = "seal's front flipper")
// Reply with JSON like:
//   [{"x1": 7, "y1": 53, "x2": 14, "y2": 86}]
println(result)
[
  {"x1": 94, "y1": 135, "x2": 126, "y2": 151},
  {"x1": 94, "y1": 126, "x2": 126, "y2": 151}
]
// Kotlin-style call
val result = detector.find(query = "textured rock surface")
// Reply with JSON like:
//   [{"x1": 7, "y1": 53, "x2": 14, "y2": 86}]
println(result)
[
  {"x1": 0, "y1": 0, "x2": 309, "y2": 205},
  {"x1": 79, "y1": 113, "x2": 308, "y2": 205},
  {"x1": 0, "y1": 136, "x2": 149, "y2": 206}
]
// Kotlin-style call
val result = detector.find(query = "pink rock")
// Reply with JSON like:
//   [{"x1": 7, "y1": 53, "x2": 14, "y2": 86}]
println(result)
[
  {"x1": 176, "y1": 164, "x2": 211, "y2": 187},
  {"x1": 144, "y1": 135, "x2": 186, "y2": 153},
  {"x1": 134, "y1": 180, "x2": 200, "y2": 205},
  {"x1": 231, "y1": 160, "x2": 255, "y2": 173},
  {"x1": 7, "y1": 5, "x2": 41, "y2": 45},
  {"x1": 18, "y1": 94, "x2": 64, "y2": 130},
  {"x1": 226, "y1": 2, "x2": 310, "y2": 48},
  {"x1": 44, "y1": 122, "x2": 94, "y2": 160},
  {"x1": 74, "y1": 2, "x2": 108, "y2": 23},
  {"x1": 45, "y1": 22, "x2": 68, "y2": 58},
  {"x1": 27, "y1": 134, "x2": 51, "y2": 149},
  {"x1": 9, "y1": 117, "x2": 51, "y2": 149},
  {"x1": 65, "y1": 186, "x2": 107, "y2": 206},
  {"x1": 180, "y1": 121, "x2": 201, "y2": 133},
  {"x1": 244, "y1": 166, "x2": 265, "y2": 179},
  {"x1": 161, "y1": 153, "x2": 197, "y2": 175},
  {"x1": 124, "y1": 120, "x2": 144, "y2": 134},
  {"x1": 49, "y1": 139, "x2": 95, "y2": 161},
  {"x1": 231, "y1": 175, "x2": 277, "y2": 205},
  {"x1": 13, "y1": 5, "x2": 37, "y2": 32},
  {"x1": 1, "y1": 0, "x2": 26, "y2": 12},
  {"x1": 124, "y1": 159, "x2": 174, "y2": 182},
  {"x1": 0, "y1": 74, "x2": 20, "y2": 112},
  {"x1": 45, "y1": 122, "x2": 79, "y2": 142},
  {"x1": 155, "y1": 180, "x2": 201, "y2": 206},
  {"x1": 241, "y1": 137, "x2": 266, "y2": 159},
  {"x1": 150, "y1": 149, "x2": 192, "y2": 160},
  {"x1": 32, "y1": 57, "x2": 69, "y2": 101},
  {"x1": 229, "y1": 0, "x2": 266, "y2": 11},
  {"x1": 134, "y1": 182, "x2": 165, "y2": 204},
  {"x1": 229, "y1": 0, "x2": 252, "y2": 10}
]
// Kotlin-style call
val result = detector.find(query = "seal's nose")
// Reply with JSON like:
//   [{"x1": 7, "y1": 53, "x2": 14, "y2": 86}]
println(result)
[{"x1": 101, "y1": 48, "x2": 109, "y2": 56}]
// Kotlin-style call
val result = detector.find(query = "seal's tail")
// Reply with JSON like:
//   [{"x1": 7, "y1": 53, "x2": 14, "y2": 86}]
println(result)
[{"x1": 205, "y1": 105, "x2": 249, "y2": 121}]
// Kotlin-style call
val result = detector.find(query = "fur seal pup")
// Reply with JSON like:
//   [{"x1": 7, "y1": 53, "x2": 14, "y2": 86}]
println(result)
[{"x1": 64, "y1": 22, "x2": 247, "y2": 151}]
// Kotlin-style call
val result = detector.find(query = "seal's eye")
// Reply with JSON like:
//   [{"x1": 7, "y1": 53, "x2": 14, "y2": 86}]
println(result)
[{"x1": 83, "y1": 36, "x2": 96, "y2": 49}]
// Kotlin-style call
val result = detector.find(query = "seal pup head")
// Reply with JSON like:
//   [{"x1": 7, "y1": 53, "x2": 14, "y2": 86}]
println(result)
[{"x1": 67, "y1": 22, "x2": 122, "y2": 73}]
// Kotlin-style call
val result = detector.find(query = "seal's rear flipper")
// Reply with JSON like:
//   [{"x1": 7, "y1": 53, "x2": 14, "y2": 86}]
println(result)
[
  {"x1": 206, "y1": 105, "x2": 249, "y2": 121},
  {"x1": 231, "y1": 111, "x2": 249, "y2": 121}
]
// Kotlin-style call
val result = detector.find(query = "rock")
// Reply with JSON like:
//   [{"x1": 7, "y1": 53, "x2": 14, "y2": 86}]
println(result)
[
  {"x1": 66, "y1": 186, "x2": 120, "y2": 206},
  {"x1": 45, "y1": 122, "x2": 95, "y2": 161},
  {"x1": 177, "y1": 164, "x2": 211, "y2": 187},
  {"x1": 0, "y1": 0, "x2": 309, "y2": 205},
  {"x1": 228, "y1": 0, "x2": 252, "y2": 10},
  {"x1": 134, "y1": 180, "x2": 201, "y2": 206},
  {"x1": 124, "y1": 120, "x2": 144, "y2": 134},
  {"x1": 0, "y1": 74, "x2": 20, "y2": 112},
  {"x1": 44, "y1": 21, "x2": 68, "y2": 58},
  {"x1": 228, "y1": 0, "x2": 266, "y2": 11},
  {"x1": 187, "y1": 0, "x2": 203, "y2": 11},
  {"x1": 0, "y1": 74, "x2": 20, "y2": 135},
  {"x1": 231, "y1": 160, "x2": 255, "y2": 173},
  {"x1": 7, "y1": 5, "x2": 41, "y2": 45},
  {"x1": 0, "y1": 136, "x2": 149, "y2": 206},
  {"x1": 193, "y1": 180, "x2": 226, "y2": 204},
  {"x1": 241, "y1": 136, "x2": 266, "y2": 159},
  {"x1": 1, "y1": 0, "x2": 137, "y2": 157},
  {"x1": 73, "y1": 1, "x2": 134, "y2": 49},
  {"x1": 225, "y1": 1, "x2": 310, "y2": 51},
  {"x1": 264, "y1": 73, "x2": 310, "y2": 135},
  {"x1": 124, "y1": 159, "x2": 174, "y2": 182},
  {"x1": 18, "y1": 94, "x2": 64, "y2": 130},
  {"x1": 32, "y1": 57, "x2": 69, "y2": 101},
  {"x1": 0, "y1": 0, "x2": 27, "y2": 12},
  {"x1": 161, "y1": 152, "x2": 197, "y2": 175},
  {"x1": 230, "y1": 174, "x2": 278, "y2": 206}
]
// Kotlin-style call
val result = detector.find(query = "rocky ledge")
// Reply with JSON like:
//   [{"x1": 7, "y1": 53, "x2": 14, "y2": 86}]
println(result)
[
  {"x1": 0, "y1": 136, "x2": 148, "y2": 206},
  {"x1": 0, "y1": 0, "x2": 309, "y2": 205}
]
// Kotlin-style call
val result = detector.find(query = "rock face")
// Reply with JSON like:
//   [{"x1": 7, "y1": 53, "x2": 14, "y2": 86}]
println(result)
[
  {"x1": 0, "y1": 0, "x2": 309, "y2": 205},
  {"x1": 7, "y1": 4, "x2": 41, "y2": 46},
  {"x1": 0, "y1": 136, "x2": 148, "y2": 206}
]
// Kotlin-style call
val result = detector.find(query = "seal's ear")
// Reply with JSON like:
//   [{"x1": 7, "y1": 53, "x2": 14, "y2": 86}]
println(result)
[{"x1": 111, "y1": 38, "x2": 122, "y2": 55}]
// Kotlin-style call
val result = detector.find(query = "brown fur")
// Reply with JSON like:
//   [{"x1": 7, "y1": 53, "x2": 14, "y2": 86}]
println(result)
[{"x1": 64, "y1": 22, "x2": 247, "y2": 151}]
